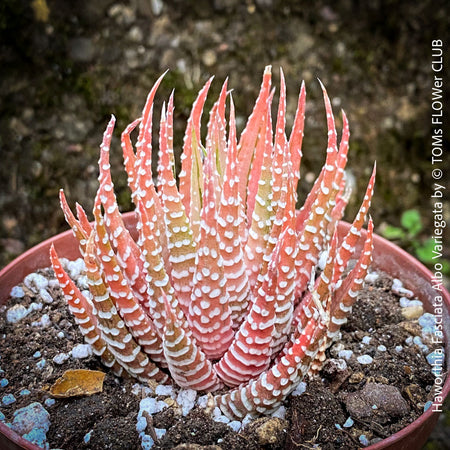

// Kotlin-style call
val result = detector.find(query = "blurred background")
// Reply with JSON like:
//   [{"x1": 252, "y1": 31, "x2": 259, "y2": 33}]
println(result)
[{"x1": 0, "y1": 0, "x2": 449, "y2": 445}]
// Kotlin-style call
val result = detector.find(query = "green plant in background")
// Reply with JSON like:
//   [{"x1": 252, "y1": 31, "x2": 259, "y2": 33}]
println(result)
[{"x1": 382, "y1": 209, "x2": 449, "y2": 274}]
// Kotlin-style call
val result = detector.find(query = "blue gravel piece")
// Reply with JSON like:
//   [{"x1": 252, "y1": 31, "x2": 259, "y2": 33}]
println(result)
[
  {"x1": 23, "y1": 428, "x2": 47, "y2": 447},
  {"x1": 359, "y1": 434, "x2": 370, "y2": 446},
  {"x1": 418, "y1": 313, "x2": 436, "y2": 329},
  {"x1": 343, "y1": 417, "x2": 354, "y2": 428},
  {"x1": 426, "y1": 349, "x2": 444, "y2": 366},
  {"x1": 20, "y1": 389, "x2": 31, "y2": 396},
  {"x1": 418, "y1": 313, "x2": 437, "y2": 335},
  {"x1": 10, "y1": 402, "x2": 50, "y2": 435},
  {"x1": 2, "y1": 394, "x2": 16, "y2": 405},
  {"x1": 357, "y1": 355, "x2": 373, "y2": 365},
  {"x1": 10, "y1": 286, "x2": 25, "y2": 298},
  {"x1": 0, "y1": 412, "x2": 5, "y2": 421},
  {"x1": 424, "y1": 401, "x2": 433, "y2": 412},
  {"x1": 6, "y1": 305, "x2": 28, "y2": 324},
  {"x1": 136, "y1": 415, "x2": 147, "y2": 433},
  {"x1": 9, "y1": 402, "x2": 51, "y2": 448},
  {"x1": 84, "y1": 430, "x2": 93, "y2": 443},
  {"x1": 141, "y1": 434, "x2": 155, "y2": 450},
  {"x1": 155, "y1": 429, "x2": 166, "y2": 439},
  {"x1": 338, "y1": 350, "x2": 353, "y2": 360},
  {"x1": 44, "y1": 398, "x2": 55, "y2": 407},
  {"x1": 36, "y1": 359, "x2": 46, "y2": 370},
  {"x1": 0, "y1": 379, "x2": 9, "y2": 388},
  {"x1": 33, "y1": 351, "x2": 41, "y2": 359}
]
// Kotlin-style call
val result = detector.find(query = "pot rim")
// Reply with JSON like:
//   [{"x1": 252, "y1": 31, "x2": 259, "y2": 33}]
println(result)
[{"x1": 0, "y1": 215, "x2": 449, "y2": 450}]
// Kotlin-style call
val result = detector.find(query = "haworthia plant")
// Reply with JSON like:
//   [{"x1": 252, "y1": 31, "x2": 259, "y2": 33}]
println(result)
[{"x1": 51, "y1": 66, "x2": 376, "y2": 419}]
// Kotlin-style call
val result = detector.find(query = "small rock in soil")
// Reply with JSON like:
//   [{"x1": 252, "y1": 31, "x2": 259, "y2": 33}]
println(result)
[
  {"x1": 343, "y1": 383, "x2": 410, "y2": 423},
  {"x1": 244, "y1": 417, "x2": 288, "y2": 445}
]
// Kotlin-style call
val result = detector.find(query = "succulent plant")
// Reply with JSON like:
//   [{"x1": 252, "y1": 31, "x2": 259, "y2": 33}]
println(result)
[{"x1": 50, "y1": 66, "x2": 376, "y2": 419}]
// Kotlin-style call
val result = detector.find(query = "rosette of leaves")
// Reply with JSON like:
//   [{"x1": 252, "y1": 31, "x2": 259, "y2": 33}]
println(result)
[{"x1": 51, "y1": 67, "x2": 376, "y2": 419}]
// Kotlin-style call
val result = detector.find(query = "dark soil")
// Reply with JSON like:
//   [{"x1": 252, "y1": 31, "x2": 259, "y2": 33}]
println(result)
[{"x1": 0, "y1": 268, "x2": 443, "y2": 449}]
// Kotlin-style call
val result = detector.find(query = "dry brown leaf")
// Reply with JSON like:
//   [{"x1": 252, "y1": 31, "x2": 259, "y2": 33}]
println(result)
[{"x1": 49, "y1": 369, "x2": 105, "y2": 398}]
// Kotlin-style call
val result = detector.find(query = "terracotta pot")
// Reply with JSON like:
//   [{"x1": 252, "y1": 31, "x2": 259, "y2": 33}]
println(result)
[{"x1": 0, "y1": 214, "x2": 448, "y2": 450}]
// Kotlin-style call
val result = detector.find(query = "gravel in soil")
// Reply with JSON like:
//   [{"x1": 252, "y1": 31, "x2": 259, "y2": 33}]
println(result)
[{"x1": 0, "y1": 267, "x2": 444, "y2": 449}]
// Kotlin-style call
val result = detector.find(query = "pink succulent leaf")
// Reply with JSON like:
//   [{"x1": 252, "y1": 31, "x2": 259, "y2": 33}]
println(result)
[
  {"x1": 244, "y1": 102, "x2": 275, "y2": 291},
  {"x1": 97, "y1": 180, "x2": 151, "y2": 310},
  {"x1": 294, "y1": 168, "x2": 336, "y2": 299},
  {"x1": 179, "y1": 77, "x2": 213, "y2": 220},
  {"x1": 187, "y1": 130, "x2": 205, "y2": 242},
  {"x1": 92, "y1": 198, "x2": 166, "y2": 367},
  {"x1": 296, "y1": 106, "x2": 339, "y2": 234},
  {"x1": 317, "y1": 83, "x2": 346, "y2": 245},
  {"x1": 135, "y1": 199, "x2": 190, "y2": 340},
  {"x1": 157, "y1": 94, "x2": 176, "y2": 191},
  {"x1": 157, "y1": 115, "x2": 197, "y2": 314},
  {"x1": 217, "y1": 96, "x2": 251, "y2": 328},
  {"x1": 271, "y1": 68, "x2": 288, "y2": 215},
  {"x1": 324, "y1": 109, "x2": 352, "y2": 238},
  {"x1": 245, "y1": 89, "x2": 274, "y2": 226},
  {"x1": 295, "y1": 82, "x2": 341, "y2": 231},
  {"x1": 162, "y1": 290, "x2": 223, "y2": 391},
  {"x1": 189, "y1": 146, "x2": 234, "y2": 360},
  {"x1": 310, "y1": 219, "x2": 374, "y2": 375},
  {"x1": 50, "y1": 245, "x2": 122, "y2": 375},
  {"x1": 336, "y1": 110, "x2": 350, "y2": 183},
  {"x1": 59, "y1": 189, "x2": 90, "y2": 256},
  {"x1": 215, "y1": 306, "x2": 328, "y2": 419},
  {"x1": 294, "y1": 85, "x2": 341, "y2": 298},
  {"x1": 206, "y1": 78, "x2": 228, "y2": 182},
  {"x1": 251, "y1": 159, "x2": 294, "y2": 300},
  {"x1": 75, "y1": 203, "x2": 93, "y2": 237},
  {"x1": 214, "y1": 238, "x2": 279, "y2": 387},
  {"x1": 205, "y1": 109, "x2": 224, "y2": 208},
  {"x1": 132, "y1": 76, "x2": 172, "y2": 265},
  {"x1": 288, "y1": 80, "x2": 306, "y2": 191},
  {"x1": 166, "y1": 90, "x2": 176, "y2": 170},
  {"x1": 136, "y1": 70, "x2": 167, "y2": 157},
  {"x1": 132, "y1": 89, "x2": 170, "y2": 256},
  {"x1": 98, "y1": 115, "x2": 117, "y2": 186},
  {"x1": 269, "y1": 224, "x2": 298, "y2": 356},
  {"x1": 237, "y1": 65, "x2": 272, "y2": 210},
  {"x1": 330, "y1": 173, "x2": 349, "y2": 228},
  {"x1": 318, "y1": 79, "x2": 338, "y2": 154},
  {"x1": 332, "y1": 164, "x2": 376, "y2": 284},
  {"x1": 332, "y1": 218, "x2": 374, "y2": 325},
  {"x1": 304, "y1": 231, "x2": 339, "y2": 375},
  {"x1": 284, "y1": 230, "x2": 338, "y2": 365},
  {"x1": 83, "y1": 232, "x2": 168, "y2": 384},
  {"x1": 97, "y1": 122, "x2": 154, "y2": 312},
  {"x1": 121, "y1": 113, "x2": 168, "y2": 260},
  {"x1": 121, "y1": 117, "x2": 141, "y2": 196}
]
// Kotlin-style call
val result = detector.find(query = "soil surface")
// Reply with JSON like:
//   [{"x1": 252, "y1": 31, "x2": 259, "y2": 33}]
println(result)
[{"x1": 0, "y1": 267, "x2": 443, "y2": 449}]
